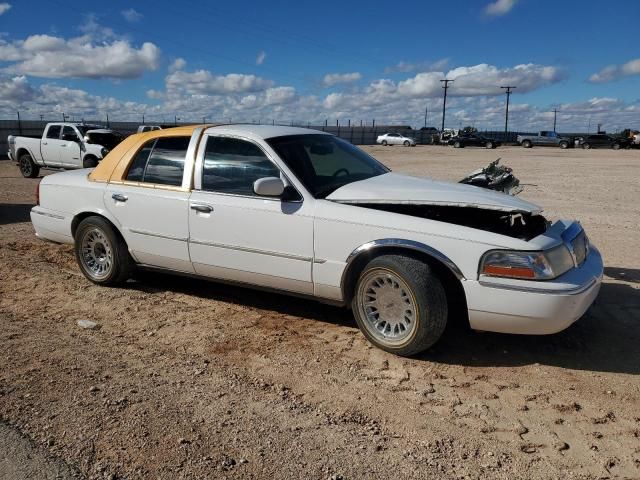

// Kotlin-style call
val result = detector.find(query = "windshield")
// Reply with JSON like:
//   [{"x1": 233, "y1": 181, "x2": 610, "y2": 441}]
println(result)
[{"x1": 266, "y1": 134, "x2": 389, "y2": 198}]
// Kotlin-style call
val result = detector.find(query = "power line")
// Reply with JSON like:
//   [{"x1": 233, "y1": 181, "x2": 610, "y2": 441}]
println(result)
[
  {"x1": 500, "y1": 86, "x2": 516, "y2": 136},
  {"x1": 440, "y1": 79, "x2": 454, "y2": 133}
]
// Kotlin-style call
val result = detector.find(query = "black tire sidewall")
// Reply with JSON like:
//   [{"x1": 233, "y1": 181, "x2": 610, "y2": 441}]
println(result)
[
  {"x1": 352, "y1": 255, "x2": 448, "y2": 356},
  {"x1": 19, "y1": 154, "x2": 39, "y2": 178}
]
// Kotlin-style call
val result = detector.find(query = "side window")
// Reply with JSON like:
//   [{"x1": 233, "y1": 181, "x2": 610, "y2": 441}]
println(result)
[
  {"x1": 125, "y1": 136, "x2": 189, "y2": 186},
  {"x1": 202, "y1": 137, "x2": 280, "y2": 195},
  {"x1": 61, "y1": 126, "x2": 79, "y2": 141},
  {"x1": 46, "y1": 125, "x2": 61, "y2": 139}
]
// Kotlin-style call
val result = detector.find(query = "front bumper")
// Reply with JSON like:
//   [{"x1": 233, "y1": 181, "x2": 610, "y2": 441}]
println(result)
[{"x1": 464, "y1": 246, "x2": 603, "y2": 335}]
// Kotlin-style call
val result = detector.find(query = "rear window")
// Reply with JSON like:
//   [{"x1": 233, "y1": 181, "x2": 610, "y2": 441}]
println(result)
[{"x1": 125, "y1": 136, "x2": 190, "y2": 186}]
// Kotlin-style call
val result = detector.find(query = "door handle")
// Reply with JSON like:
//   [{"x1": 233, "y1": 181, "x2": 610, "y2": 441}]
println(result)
[
  {"x1": 190, "y1": 203, "x2": 213, "y2": 213},
  {"x1": 112, "y1": 193, "x2": 128, "y2": 202},
  {"x1": 61, "y1": 144, "x2": 67, "y2": 147},
  {"x1": 42, "y1": 142, "x2": 47, "y2": 145}
]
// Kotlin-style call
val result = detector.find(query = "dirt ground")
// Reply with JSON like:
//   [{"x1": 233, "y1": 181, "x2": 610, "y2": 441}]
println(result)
[{"x1": 0, "y1": 145, "x2": 639, "y2": 480}]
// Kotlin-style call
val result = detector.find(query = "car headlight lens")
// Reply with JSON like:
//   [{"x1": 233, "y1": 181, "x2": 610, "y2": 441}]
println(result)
[{"x1": 480, "y1": 244, "x2": 574, "y2": 280}]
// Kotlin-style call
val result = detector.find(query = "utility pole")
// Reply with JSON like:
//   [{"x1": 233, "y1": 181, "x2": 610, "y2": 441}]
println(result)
[
  {"x1": 500, "y1": 86, "x2": 516, "y2": 138},
  {"x1": 552, "y1": 108, "x2": 558, "y2": 132},
  {"x1": 106, "y1": 113, "x2": 110, "y2": 128},
  {"x1": 424, "y1": 104, "x2": 428, "y2": 129},
  {"x1": 142, "y1": 114, "x2": 145, "y2": 124},
  {"x1": 440, "y1": 79, "x2": 453, "y2": 133}
]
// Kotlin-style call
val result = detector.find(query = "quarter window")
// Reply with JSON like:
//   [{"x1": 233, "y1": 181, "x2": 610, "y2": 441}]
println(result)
[
  {"x1": 201, "y1": 137, "x2": 280, "y2": 195},
  {"x1": 125, "y1": 136, "x2": 189, "y2": 186},
  {"x1": 46, "y1": 125, "x2": 61, "y2": 139}
]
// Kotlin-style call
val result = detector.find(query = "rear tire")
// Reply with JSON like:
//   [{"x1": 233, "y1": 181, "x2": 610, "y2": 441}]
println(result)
[
  {"x1": 559, "y1": 141, "x2": 568, "y2": 149},
  {"x1": 582, "y1": 143, "x2": 591, "y2": 149},
  {"x1": 403, "y1": 140, "x2": 410, "y2": 147},
  {"x1": 18, "y1": 153, "x2": 40, "y2": 178},
  {"x1": 612, "y1": 143, "x2": 621, "y2": 150},
  {"x1": 352, "y1": 255, "x2": 447, "y2": 356},
  {"x1": 454, "y1": 141, "x2": 461, "y2": 148},
  {"x1": 485, "y1": 141, "x2": 493, "y2": 149},
  {"x1": 381, "y1": 140, "x2": 388, "y2": 146},
  {"x1": 74, "y1": 216, "x2": 133, "y2": 286}
]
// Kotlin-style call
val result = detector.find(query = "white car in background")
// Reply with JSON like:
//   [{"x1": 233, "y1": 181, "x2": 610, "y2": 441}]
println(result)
[
  {"x1": 376, "y1": 132, "x2": 416, "y2": 146},
  {"x1": 30, "y1": 125, "x2": 603, "y2": 356}
]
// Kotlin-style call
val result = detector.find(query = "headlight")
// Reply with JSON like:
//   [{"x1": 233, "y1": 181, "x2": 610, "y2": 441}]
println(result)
[{"x1": 480, "y1": 244, "x2": 574, "y2": 280}]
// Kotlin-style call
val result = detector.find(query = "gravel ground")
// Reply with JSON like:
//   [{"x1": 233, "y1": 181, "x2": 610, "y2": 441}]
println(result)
[{"x1": 0, "y1": 145, "x2": 639, "y2": 479}]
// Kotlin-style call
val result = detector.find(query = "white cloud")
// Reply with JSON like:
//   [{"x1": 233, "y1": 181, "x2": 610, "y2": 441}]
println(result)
[
  {"x1": 256, "y1": 51, "x2": 266, "y2": 65},
  {"x1": 384, "y1": 58, "x2": 449, "y2": 74},
  {"x1": 0, "y1": 30, "x2": 160, "y2": 79},
  {"x1": 484, "y1": 0, "x2": 517, "y2": 16},
  {"x1": 165, "y1": 69, "x2": 274, "y2": 95},
  {"x1": 121, "y1": 8, "x2": 143, "y2": 22},
  {"x1": 589, "y1": 58, "x2": 640, "y2": 83},
  {"x1": 0, "y1": 3, "x2": 11, "y2": 15},
  {"x1": 169, "y1": 57, "x2": 186, "y2": 72},
  {"x1": 322, "y1": 72, "x2": 362, "y2": 87},
  {"x1": 398, "y1": 63, "x2": 563, "y2": 97}
]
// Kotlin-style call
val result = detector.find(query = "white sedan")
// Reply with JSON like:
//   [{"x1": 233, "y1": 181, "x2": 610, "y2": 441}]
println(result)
[
  {"x1": 31, "y1": 125, "x2": 603, "y2": 356},
  {"x1": 376, "y1": 133, "x2": 416, "y2": 146}
]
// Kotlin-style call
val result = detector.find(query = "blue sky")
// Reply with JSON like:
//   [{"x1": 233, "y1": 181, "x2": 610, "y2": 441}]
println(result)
[{"x1": 1, "y1": 0, "x2": 638, "y2": 130}]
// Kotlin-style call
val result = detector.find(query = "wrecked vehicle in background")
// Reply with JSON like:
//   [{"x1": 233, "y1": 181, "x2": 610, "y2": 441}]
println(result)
[
  {"x1": 30, "y1": 125, "x2": 603, "y2": 357},
  {"x1": 459, "y1": 158, "x2": 523, "y2": 196}
]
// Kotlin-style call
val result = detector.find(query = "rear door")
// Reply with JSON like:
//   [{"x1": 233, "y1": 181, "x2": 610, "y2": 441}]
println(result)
[
  {"x1": 41, "y1": 124, "x2": 63, "y2": 166},
  {"x1": 104, "y1": 135, "x2": 195, "y2": 272}
]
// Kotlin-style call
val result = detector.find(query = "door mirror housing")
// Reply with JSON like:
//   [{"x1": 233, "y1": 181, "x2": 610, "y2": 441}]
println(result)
[{"x1": 253, "y1": 177, "x2": 285, "y2": 197}]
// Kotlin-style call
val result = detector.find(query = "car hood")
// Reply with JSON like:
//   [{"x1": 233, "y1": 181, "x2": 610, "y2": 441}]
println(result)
[{"x1": 326, "y1": 172, "x2": 542, "y2": 213}]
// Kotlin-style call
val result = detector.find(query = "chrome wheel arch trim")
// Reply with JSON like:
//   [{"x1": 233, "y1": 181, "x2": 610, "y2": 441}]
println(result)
[{"x1": 341, "y1": 239, "x2": 466, "y2": 294}]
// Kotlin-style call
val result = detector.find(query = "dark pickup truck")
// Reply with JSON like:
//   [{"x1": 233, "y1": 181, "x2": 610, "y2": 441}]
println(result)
[{"x1": 517, "y1": 131, "x2": 572, "y2": 149}]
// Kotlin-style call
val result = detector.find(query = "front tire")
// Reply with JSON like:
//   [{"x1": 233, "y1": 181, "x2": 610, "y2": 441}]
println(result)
[
  {"x1": 74, "y1": 216, "x2": 133, "y2": 286},
  {"x1": 485, "y1": 141, "x2": 493, "y2": 149},
  {"x1": 559, "y1": 141, "x2": 568, "y2": 149},
  {"x1": 83, "y1": 156, "x2": 98, "y2": 168},
  {"x1": 522, "y1": 140, "x2": 532, "y2": 148},
  {"x1": 381, "y1": 140, "x2": 388, "y2": 146},
  {"x1": 403, "y1": 140, "x2": 410, "y2": 147},
  {"x1": 454, "y1": 141, "x2": 462, "y2": 148},
  {"x1": 582, "y1": 143, "x2": 591, "y2": 149},
  {"x1": 19, "y1": 153, "x2": 40, "y2": 178},
  {"x1": 352, "y1": 255, "x2": 447, "y2": 356},
  {"x1": 612, "y1": 143, "x2": 621, "y2": 150}
]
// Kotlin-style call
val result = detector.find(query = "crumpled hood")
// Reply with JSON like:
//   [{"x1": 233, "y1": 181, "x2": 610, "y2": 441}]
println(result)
[{"x1": 326, "y1": 172, "x2": 542, "y2": 214}]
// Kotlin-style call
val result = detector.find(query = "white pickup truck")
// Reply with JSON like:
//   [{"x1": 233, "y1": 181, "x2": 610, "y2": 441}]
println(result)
[{"x1": 8, "y1": 123, "x2": 124, "y2": 178}]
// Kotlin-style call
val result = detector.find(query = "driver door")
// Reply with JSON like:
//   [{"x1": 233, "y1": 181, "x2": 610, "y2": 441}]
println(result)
[
  {"x1": 59, "y1": 125, "x2": 83, "y2": 168},
  {"x1": 188, "y1": 134, "x2": 314, "y2": 294}
]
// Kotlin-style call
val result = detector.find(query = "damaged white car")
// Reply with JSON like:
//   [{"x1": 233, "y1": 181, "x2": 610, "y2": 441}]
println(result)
[{"x1": 31, "y1": 125, "x2": 603, "y2": 356}]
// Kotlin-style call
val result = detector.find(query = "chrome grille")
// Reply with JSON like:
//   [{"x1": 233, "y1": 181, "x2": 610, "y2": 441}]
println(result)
[{"x1": 571, "y1": 230, "x2": 588, "y2": 266}]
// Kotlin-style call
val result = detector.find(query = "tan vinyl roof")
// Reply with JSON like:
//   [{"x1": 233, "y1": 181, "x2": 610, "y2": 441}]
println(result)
[{"x1": 89, "y1": 125, "x2": 215, "y2": 183}]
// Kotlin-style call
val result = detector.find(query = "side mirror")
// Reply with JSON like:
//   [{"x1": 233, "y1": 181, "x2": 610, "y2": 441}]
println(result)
[
  {"x1": 62, "y1": 133, "x2": 79, "y2": 142},
  {"x1": 253, "y1": 177, "x2": 285, "y2": 197}
]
